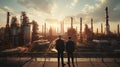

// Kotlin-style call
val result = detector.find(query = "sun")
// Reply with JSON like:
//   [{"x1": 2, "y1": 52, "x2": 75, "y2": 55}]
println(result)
[
  {"x1": 49, "y1": 23, "x2": 60, "y2": 33},
  {"x1": 51, "y1": 23, "x2": 60, "y2": 29}
]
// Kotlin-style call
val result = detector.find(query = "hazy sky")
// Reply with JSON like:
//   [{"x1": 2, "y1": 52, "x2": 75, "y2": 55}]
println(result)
[{"x1": 0, "y1": 0, "x2": 120, "y2": 33}]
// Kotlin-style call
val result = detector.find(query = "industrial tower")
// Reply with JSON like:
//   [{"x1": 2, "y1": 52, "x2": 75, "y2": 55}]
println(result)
[
  {"x1": 4, "y1": 12, "x2": 11, "y2": 48},
  {"x1": 105, "y1": 7, "x2": 110, "y2": 35},
  {"x1": 91, "y1": 18, "x2": 93, "y2": 33},
  {"x1": 118, "y1": 24, "x2": 119, "y2": 35},
  {"x1": 80, "y1": 17, "x2": 83, "y2": 42},
  {"x1": 101, "y1": 23, "x2": 103, "y2": 34},
  {"x1": 71, "y1": 17, "x2": 73, "y2": 29}
]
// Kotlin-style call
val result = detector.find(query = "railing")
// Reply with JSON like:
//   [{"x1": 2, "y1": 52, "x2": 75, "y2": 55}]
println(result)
[{"x1": 0, "y1": 52, "x2": 120, "y2": 58}]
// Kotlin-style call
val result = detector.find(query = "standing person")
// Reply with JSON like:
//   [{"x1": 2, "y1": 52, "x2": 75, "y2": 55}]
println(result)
[
  {"x1": 66, "y1": 37, "x2": 75, "y2": 67},
  {"x1": 55, "y1": 35, "x2": 65, "y2": 67}
]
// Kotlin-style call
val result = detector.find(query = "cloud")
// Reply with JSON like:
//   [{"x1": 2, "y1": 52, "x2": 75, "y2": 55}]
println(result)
[
  {"x1": 0, "y1": 6, "x2": 14, "y2": 14},
  {"x1": 71, "y1": 0, "x2": 78, "y2": 7},
  {"x1": 97, "y1": 0, "x2": 106, "y2": 3},
  {"x1": 81, "y1": 4, "x2": 95, "y2": 14},
  {"x1": 0, "y1": 8, "x2": 5, "y2": 14},
  {"x1": 0, "y1": 6, "x2": 17, "y2": 19},
  {"x1": 17, "y1": 0, "x2": 56, "y2": 14},
  {"x1": 76, "y1": 0, "x2": 120, "y2": 23},
  {"x1": 0, "y1": 6, "x2": 21, "y2": 18},
  {"x1": 0, "y1": 6, "x2": 16, "y2": 26},
  {"x1": 93, "y1": 0, "x2": 120, "y2": 22}
]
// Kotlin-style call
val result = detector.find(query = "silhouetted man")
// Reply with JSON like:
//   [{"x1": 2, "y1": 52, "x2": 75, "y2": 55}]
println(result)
[
  {"x1": 66, "y1": 37, "x2": 75, "y2": 67},
  {"x1": 55, "y1": 35, "x2": 65, "y2": 67}
]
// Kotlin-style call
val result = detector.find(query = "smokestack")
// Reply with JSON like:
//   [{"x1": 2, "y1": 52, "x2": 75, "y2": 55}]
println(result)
[
  {"x1": 80, "y1": 17, "x2": 82, "y2": 42},
  {"x1": 76, "y1": 26, "x2": 77, "y2": 33},
  {"x1": 6, "y1": 12, "x2": 10, "y2": 27},
  {"x1": 91, "y1": 18, "x2": 93, "y2": 32},
  {"x1": 61, "y1": 21, "x2": 64, "y2": 34},
  {"x1": 5, "y1": 12, "x2": 11, "y2": 48},
  {"x1": 42, "y1": 25, "x2": 44, "y2": 36},
  {"x1": 96, "y1": 28, "x2": 98, "y2": 34},
  {"x1": 80, "y1": 17, "x2": 82, "y2": 33},
  {"x1": 101, "y1": 23, "x2": 103, "y2": 34},
  {"x1": 80, "y1": 17, "x2": 82, "y2": 34},
  {"x1": 71, "y1": 17, "x2": 73, "y2": 28},
  {"x1": 105, "y1": 7, "x2": 109, "y2": 25},
  {"x1": 118, "y1": 24, "x2": 119, "y2": 35},
  {"x1": 105, "y1": 7, "x2": 110, "y2": 34},
  {"x1": 44, "y1": 23, "x2": 46, "y2": 37}
]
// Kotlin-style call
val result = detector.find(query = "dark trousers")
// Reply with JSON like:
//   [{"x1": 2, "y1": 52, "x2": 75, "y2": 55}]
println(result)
[
  {"x1": 67, "y1": 52, "x2": 75, "y2": 67},
  {"x1": 57, "y1": 51, "x2": 64, "y2": 67}
]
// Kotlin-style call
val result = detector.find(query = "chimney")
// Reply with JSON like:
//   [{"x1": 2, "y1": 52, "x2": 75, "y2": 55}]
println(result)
[
  {"x1": 71, "y1": 17, "x2": 73, "y2": 29},
  {"x1": 118, "y1": 24, "x2": 119, "y2": 35},
  {"x1": 6, "y1": 12, "x2": 10, "y2": 28},
  {"x1": 76, "y1": 26, "x2": 77, "y2": 33},
  {"x1": 101, "y1": 23, "x2": 103, "y2": 34},
  {"x1": 80, "y1": 17, "x2": 82, "y2": 33},
  {"x1": 80, "y1": 17, "x2": 82, "y2": 35},
  {"x1": 96, "y1": 28, "x2": 98, "y2": 34},
  {"x1": 80, "y1": 17, "x2": 82, "y2": 42},
  {"x1": 44, "y1": 23, "x2": 46, "y2": 37},
  {"x1": 105, "y1": 7, "x2": 109, "y2": 25},
  {"x1": 105, "y1": 7, "x2": 110, "y2": 34},
  {"x1": 42, "y1": 25, "x2": 44, "y2": 36},
  {"x1": 91, "y1": 18, "x2": 93, "y2": 32},
  {"x1": 61, "y1": 21, "x2": 64, "y2": 34}
]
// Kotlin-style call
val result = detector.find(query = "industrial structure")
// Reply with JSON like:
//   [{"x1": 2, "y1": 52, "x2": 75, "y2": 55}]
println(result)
[
  {"x1": 60, "y1": 21, "x2": 64, "y2": 35},
  {"x1": 67, "y1": 17, "x2": 77, "y2": 41},
  {"x1": 91, "y1": 18, "x2": 93, "y2": 33},
  {"x1": 80, "y1": 17, "x2": 83, "y2": 42},
  {"x1": 118, "y1": 24, "x2": 119, "y2": 35},
  {"x1": 83, "y1": 24, "x2": 93, "y2": 42},
  {"x1": 101, "y1": 23, "x2": 103, "y2": 34},
  {"x1": 10, "y1": 16, "x2": 21, "y2": 46},
  {"x1": 105, "y1": 7, "x2": 110, "y2": 35},
  {"x1": 0, "y1": 6, "x2": 120, "y2": 48},
  {"x1": 4, "y1": 12, "x2": 11, "y2": 48},
  {"x1": 3, "y1": 12, "x2": 40, "y2": 48}
]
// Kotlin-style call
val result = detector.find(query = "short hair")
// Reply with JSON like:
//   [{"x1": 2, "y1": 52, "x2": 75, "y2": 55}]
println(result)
[
  {"x1": 58, "y1": 35, "x2": 61, "y2": 38},
  {"x1": 68, "y1": 37, "x2": 71, "y2": 39}
]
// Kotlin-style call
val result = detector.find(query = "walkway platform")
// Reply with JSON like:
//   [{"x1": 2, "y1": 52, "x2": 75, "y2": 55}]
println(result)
[
  {"x1": 0, "y1": 52, "x2": 120, "y2": 67},
  {"x1": 0, "y1": 58, "x2": 120, "y2": 67},
  {"x1": 23, "y1": 61, "x2": 120, "y2": 67}
]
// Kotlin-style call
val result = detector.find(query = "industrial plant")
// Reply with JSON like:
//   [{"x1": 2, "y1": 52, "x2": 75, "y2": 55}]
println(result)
[
  {"x1": 0, "y1": 6, "x2": 120, "y2": 67},
  {"x1": 0, "y1": 6, "x2": 119, "y2": 51},
  {"x1": 0, "y1": 11, "x2": 40, "y2": 50}
]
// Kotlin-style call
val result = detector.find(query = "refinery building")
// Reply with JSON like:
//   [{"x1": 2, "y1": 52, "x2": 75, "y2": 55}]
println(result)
[{"x1": 4, "y1": 12, "x2": 36, "y2": 48}]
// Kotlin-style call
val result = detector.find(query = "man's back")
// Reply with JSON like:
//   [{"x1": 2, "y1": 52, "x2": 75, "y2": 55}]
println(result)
[
  {"x1": 66, "y1": 40, "x2": 75, "y2": 52},
  {"x1": 56, "y1": 39, "x2": 65, "y2": 52}
]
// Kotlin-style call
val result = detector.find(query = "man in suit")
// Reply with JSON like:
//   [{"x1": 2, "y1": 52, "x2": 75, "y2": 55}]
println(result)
[
  {"x1": 55, "y1": 35, "x2": 65, "y2": 67},
  {"x1": 66, "y1": 37, "x2": 75, "y2": 67}
]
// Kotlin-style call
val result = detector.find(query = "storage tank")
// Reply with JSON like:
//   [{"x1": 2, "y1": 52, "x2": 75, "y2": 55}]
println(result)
[
  {"x1": 23, "y1": 23, "x2": 32, "y2": 45},
  {"x1": 10, "y1": 17, "x2": 20, "y2": 47}
]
